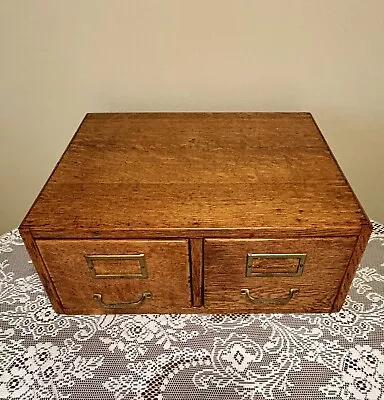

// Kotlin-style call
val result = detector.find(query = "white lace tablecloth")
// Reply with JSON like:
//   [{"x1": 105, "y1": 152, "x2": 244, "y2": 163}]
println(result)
[{"x1": 1, "y1": 223, "x2": 384, "y2": 400}]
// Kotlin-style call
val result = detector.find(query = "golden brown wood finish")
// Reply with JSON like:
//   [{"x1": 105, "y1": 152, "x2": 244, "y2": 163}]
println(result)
[
  {"x1": 28, "y1": 226, "x2": 363, "y2": 240},
  {"x1": 189, "y1": 239, "x2": 204, "y2": 307},
  {"x1": 332, "y1": 222, "x2": 372, "y2": 311},
  {"x1": 19, "y1": 228, "x2": 63, "y2": 313},
  {"x1": 21, "y1": 113, "x2": 365, "y2": 238},
  {"x1": 19, "y1": 113, "x2": 372, "y2": 314},
  {"x1": 204, "y1": 237, "x2": 357, "y2": 313},
  {"x1": 24, "y1": 183, "x2": 362, "y2": 239},
  {"x1": 36, "y1": 240, "x2": 190, "y2": 314}
]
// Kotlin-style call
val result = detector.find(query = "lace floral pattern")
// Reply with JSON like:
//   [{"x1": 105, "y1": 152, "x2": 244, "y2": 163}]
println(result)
[{"x1": 0, "y1": 224, "x2": 383, "y2": 399}]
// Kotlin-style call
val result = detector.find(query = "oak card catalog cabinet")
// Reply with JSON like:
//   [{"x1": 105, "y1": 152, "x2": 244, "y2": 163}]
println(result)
[{"x1": 19, "y1": 113, "x2": 371, "y2": 314}]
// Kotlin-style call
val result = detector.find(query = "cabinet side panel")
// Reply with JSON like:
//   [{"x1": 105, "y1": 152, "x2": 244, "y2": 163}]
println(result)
[
  {"x1": 19, "y1": 229, "x2": 64, "y2": 313},
  {"x1": 332, "y1": 223, "x2": 372, "y2": 311}
]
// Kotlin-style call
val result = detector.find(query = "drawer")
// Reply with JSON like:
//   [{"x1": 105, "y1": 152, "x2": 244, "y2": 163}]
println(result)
[
  {"x1": 204, "y1": 237, "x2": 357, "y2": 313},
  {"x1": 36, "y1": 239, "x2": 190, "y2": 313}
]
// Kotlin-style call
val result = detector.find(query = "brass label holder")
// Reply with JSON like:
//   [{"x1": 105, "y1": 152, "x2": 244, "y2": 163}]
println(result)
[
  {"x1": 246, "y1": 253, "x2": 307, "y2": 277},
  {"x1": 85, "y1": 254, "x2": 149, "y2": 279}
]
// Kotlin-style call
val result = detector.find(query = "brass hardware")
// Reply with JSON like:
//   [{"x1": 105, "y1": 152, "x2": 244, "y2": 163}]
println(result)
[
  {"x1": 241, "y1": 288, "x2": 299, "y2": 304},
  {"x1": 93, "y1": 292, "x2": 152, "y2": 309},
  {"x1": 246, "y1": 253, "x2": 306, "y2": 277},
  {"x1": 85, "y1": 254, "x2": 148, "y2": 279}
]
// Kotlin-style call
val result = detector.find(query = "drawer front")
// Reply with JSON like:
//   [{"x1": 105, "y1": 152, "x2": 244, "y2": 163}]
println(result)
[
  {"x1": 204, "y1": 237, "x2": 357, "y2": 313},
  {"x1": 36, "y1": 239, "x2": 190, "y2": 313}
]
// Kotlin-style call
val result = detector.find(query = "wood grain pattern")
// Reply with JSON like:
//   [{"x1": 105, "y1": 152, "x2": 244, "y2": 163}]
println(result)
[
  {"x1": 19, "y1": 228, "x2": 64, "y2": 313},
  {"x1": 332, "y1": 222, "x2": 373, "y2": 311},
  {"x1": 28, "y1": 227, "x2": 363, "y2": 240},
  {"x1": 36, "y1": 239, "x2": 190, "y2": 314},
  {"x1": 22, "y1": 183, "x2": 362, "y2": 238},
  {"x1": 19, "y1": 113, "x2": 372, "y2": 314},
  {"x1": 20, "y1": 113, "x2": 367, "y2": 238},
  {"x1": 189, "y1": 239, "x2": 204, "y2": 307},
  {"x1": 204, "y1": 237, "x2": 357, "y2": 313}
]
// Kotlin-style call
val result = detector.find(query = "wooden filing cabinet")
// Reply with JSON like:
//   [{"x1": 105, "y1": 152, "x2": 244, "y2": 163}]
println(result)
[{"x1": 19, "y1": 113, "x2": 371, "y2": 314}]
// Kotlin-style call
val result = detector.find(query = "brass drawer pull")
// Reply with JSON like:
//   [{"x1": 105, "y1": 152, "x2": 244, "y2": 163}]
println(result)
[
  {"x1": 93, "y1": 292, "x2": 152, "y2": 309},
  {"x1": 246, "y1": 253, "x2": 306, "y2": 277},
  {"x1": 241, "y1": 288, "x2": 299, "y2": 304}
]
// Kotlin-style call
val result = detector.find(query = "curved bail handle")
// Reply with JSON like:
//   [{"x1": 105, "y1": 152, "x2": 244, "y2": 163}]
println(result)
[
  {"x1": 241, "y1": 288, "x2": 299, "y2": 304},
  {"x1": 93, "y1": 292, "x2": 152, "y2": 309}
]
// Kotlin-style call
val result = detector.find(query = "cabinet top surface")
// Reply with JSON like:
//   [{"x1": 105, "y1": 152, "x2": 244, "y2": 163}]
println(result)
[{"x1": 21, "y1": 113, "x2": 368, "y2": 237}]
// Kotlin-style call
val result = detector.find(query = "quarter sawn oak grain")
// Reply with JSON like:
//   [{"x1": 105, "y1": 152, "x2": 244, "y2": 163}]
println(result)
[
  {"x1": 19, "y1": 113, "x2": 372, "y2": 314},
  {"x1": 204, "y1": 237, "x2": 356, "y2": 313},
  {"x1": 21, "y1": 113, "x2": 364, "y2": 237},
  {"x1": 36, "y1": 239, "x2": 191, "y2": 314}
]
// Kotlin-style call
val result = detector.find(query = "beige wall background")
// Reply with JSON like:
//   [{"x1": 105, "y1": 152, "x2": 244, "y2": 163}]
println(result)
[{"x1": 1, "y1": 0, "x2": 383, "y2": 234}]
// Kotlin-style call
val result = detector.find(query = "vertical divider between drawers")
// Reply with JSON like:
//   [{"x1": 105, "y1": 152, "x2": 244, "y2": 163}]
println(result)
[{"x1": 189, "y1": 238, "x2": 204, "y2": 307}]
